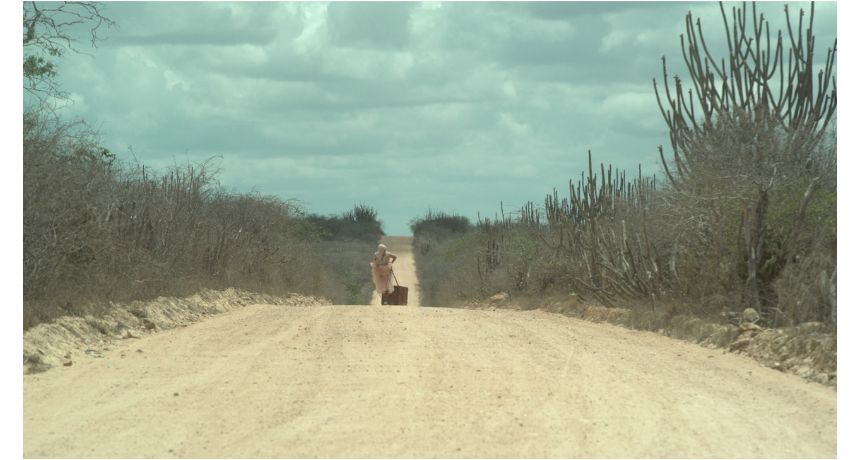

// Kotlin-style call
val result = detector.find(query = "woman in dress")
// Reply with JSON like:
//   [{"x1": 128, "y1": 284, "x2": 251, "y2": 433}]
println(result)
[{"x1": 370, "y1": 244, "x2": 397, "y2": 301}]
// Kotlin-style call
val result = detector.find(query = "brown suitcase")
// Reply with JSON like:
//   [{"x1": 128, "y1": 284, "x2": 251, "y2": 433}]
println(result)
[{"x1": 382, "y1": 271, "x2": 408, "y2": 306}]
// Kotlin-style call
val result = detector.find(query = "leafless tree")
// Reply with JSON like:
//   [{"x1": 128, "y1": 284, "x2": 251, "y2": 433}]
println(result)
[
  {"x1": 23, "y1": 1, "x2": 114, "y2": 106},
  {"x1": 653, "y1": 2, "x2": 836, "y2": 310},
  {"x1": 654, "y1": 2, "x2": 836, "y2": 186}
]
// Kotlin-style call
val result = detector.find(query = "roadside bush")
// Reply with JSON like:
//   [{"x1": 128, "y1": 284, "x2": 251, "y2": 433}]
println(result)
[
  {"x1": 410, "y1": 211, "x2": 478, "y2": 306},
  {"x1": 412, "y1": 145, "x2": 835, "y2": 327},
  {"x1": 411, "y1": 210, "x2": 471, "y2": 241},
  {"x1": 305, "y1": 204, "x2": 385, "y2": 243},
  {"x1": 23, "y1": 110, "x2": 383, "y2": 329}
]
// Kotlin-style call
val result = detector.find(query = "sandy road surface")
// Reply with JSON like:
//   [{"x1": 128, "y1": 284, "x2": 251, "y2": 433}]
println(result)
[{"x1": 24, "y1": 239, "x2": 835, "y2": 458}]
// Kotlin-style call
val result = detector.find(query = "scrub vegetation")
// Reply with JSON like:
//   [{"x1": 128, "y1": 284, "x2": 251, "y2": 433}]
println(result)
[
  {"x1": 413, "y1": 3, "x2": 837, "y2": 329},
  {"x1": 23, "y1": 116, "x2": 382, "y2": 328},
  {"x1": 22, "y1": 3, "x2": 381, "y2": 329}
]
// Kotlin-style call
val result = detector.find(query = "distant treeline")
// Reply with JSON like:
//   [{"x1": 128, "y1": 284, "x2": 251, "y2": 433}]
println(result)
[
  {"x1": 23, "y1": 111, "x2": 381, "y2": 329},
  {"x1": 305, "y1": 204, "x2": 384, "y2": 243}
]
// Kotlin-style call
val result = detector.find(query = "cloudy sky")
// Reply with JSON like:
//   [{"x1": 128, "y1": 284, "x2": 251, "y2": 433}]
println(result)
[{"x1": 41, "y1": 1, "x2": 836, "y2": 235}]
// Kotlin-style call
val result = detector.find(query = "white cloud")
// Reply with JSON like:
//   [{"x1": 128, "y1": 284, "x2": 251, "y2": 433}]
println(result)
[
  {"x1": 600, "y1": 91, "x2": 654, "y2": 116},
  {"x1": 44, "y1": 1, "x2": 836, "y2": 234},
  {"x1": 501, "y1": 80, "x2": 518, "y2": 100},
  {"x1": 293, "y1": 3, "x2": 329, "y2": 54},
  {"x1": 321, "y1": 49, "x2": 415, "y2": 81},
  {"x1": 498, "y1": 112, "x2": 532, "y2": 136}
]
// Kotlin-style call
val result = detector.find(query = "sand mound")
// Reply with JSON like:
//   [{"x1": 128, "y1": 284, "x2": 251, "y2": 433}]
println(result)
[{"x1": 23, "y1": 288, "x2": 330, "y2": 374}]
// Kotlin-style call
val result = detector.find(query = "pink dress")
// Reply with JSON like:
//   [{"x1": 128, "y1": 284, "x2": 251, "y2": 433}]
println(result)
[{"x1": 370, "y1": 253, "x2": 395, "y2": 294}]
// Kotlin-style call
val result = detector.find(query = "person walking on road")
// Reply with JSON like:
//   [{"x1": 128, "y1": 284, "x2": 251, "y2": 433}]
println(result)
[{"x1": 370, "y1": 244, "x2": 397, "y2": 299}]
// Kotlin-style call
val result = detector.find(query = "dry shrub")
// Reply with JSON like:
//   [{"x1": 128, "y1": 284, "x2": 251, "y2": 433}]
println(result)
[
  {"x1": 411, "y1": 142, "x2": 835, "y2": 329},
  {"x1": 773, "y1": 244, "x2": 836, "y2": 328},
  {"x1": 23, "y1": 110, "x2": 381, "y2": 329}
]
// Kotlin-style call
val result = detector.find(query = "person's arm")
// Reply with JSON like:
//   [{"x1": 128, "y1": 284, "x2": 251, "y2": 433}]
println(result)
[{"x1": 389, "y1": 253, "x2": 398, "y2": 264}]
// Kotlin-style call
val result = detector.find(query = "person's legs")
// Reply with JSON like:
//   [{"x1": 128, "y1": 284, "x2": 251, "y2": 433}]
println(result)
[
  {"x1": 371, "y1": 265, "x2": 385, "y2": 294},
  {"x1": 385, "y1": 269, "x2": 395, "y2": 294},
  {"x1": 372, "y1": 264, "x2": 393, "y2": 304}
]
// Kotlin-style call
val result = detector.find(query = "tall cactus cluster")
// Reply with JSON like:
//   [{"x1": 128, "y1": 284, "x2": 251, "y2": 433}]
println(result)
[
  {"x1": 473, "y1": 151, "x2": 663, "y2": 310},
  {"x1": 415, "y1": 3, "x2": 836, "y2": 327},
  {"x1": 654, "y1": 2, "x2": 836, "y2": 311},
  {"x1": 655, "y1": 2, "x2": 836, "y2": 188}
]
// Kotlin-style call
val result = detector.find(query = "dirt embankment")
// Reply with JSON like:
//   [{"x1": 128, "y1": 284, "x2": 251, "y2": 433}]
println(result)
[
  {"x1": 464, "y1": 293, "x2": 836, "y2": 387},
  {"x1": 24, "y1": 288, "x2": 330, "y2": 374}
]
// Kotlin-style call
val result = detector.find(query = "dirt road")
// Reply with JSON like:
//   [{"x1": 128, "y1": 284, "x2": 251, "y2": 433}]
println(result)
[{"x1": 24, "y1": 238, "x2": 835, "y2": 458}]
